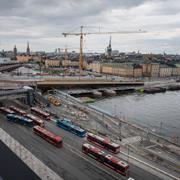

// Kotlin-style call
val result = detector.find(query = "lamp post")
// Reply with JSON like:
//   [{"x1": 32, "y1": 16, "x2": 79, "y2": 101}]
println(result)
[
  {"x1": 127, "y1": 144, "x2": 130, "y2": 163},
  {"x1": 159, "y1": 121, "x2": 163, "y2": 135},
  {"x1": 114, "y1": 104, "x2": 117, "y2": 117},
  {"x1": 119, "y1": 122, "x2": 122, "y2": 141}
]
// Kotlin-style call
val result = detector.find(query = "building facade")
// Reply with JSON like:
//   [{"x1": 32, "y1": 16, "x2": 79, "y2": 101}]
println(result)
[
  {"x1": 88, "y1": 62, "x2": 180, "y2": 78},
  {"x1": 16, "y1": 55, "x2": 32, "y2": 62}
]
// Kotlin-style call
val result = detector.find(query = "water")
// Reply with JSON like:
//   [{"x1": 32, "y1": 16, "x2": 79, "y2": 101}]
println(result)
[
  {"x1": 92, "y1": 91, "x2": 180, "y2": 139},
  {"x1": 0, "y1": 57, "x2": 11, "y2": 63}
]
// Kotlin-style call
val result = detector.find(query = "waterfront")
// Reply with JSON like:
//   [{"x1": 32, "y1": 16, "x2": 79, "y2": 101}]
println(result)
[{"x1": 92, "y1": 91, "x2": 180, "y2": 140}]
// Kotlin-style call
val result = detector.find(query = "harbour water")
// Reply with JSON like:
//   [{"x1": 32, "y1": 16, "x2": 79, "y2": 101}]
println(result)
[
  {"x1": 92, "y1": 91, "x2": 180, "y2": 140},
  {"x1": 0, "y1": 57, "x2": 11, "y2": 63}
]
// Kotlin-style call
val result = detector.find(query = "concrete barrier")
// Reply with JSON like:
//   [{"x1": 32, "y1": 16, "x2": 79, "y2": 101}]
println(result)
[{"x1": 0, "y1": 128, "x2": 63, "y2": 180}]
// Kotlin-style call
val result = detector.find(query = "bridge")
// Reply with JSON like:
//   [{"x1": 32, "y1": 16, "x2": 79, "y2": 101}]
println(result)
[
  {"x1": 36, "y1": 79, "x2": 144, "y2": 88},
  {"x1": 0, "y1": 64, "x2": 22, "y2": 72},
  {"x1": 0, "y1": 78, "x2": 144, "y2": 88},
  {"x1": 0, "y1": 61, "x2": 21, "y2": 66},
  {"x1": 0, "y1": 88, "x2": 49, "y2": 106}
]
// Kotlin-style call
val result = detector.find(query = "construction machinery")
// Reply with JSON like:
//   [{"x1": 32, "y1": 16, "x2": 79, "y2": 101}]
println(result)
[
  {"x1": 48, "y1": 95, "x2": 61, "y2": 106},
  {"x1": 62, "y1": 26, "x2": 146, "y2": 71}
]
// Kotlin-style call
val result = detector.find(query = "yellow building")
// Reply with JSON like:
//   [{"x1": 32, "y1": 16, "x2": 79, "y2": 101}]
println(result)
[
  {"x1": 133, "y1": 68, "x2": 143, "y2": 77},
  {"x1": 159, "y1": 67, "x2": 173, "y2": 77},
  {"x1": 101, "y1": 63, "x2": 135, "y2": 77},
  {"x1": 62, "y1": 60, "x2": 71, "y2": 66},
  {"x1": 87, "y1": 62, "x2": 102, "y2": 73},
  {"x1": 45, "y1": 59, "x2": 61, "y2": 68},
  {"x1": 172, "y1": 67, "x2": 180, "y2": 76},
  {"x1": 151, "y1": 63, "x2": 160, "y2": 77},
  {"x1": 102, "y1": 65, "x2": 112, "y2": 74},
  {"x1": 16, "y1": 55, "x2": 32, "y2": 62}
]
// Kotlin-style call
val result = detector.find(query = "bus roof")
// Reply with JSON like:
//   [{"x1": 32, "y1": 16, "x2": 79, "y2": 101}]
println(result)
[
  {"x1": 83, "y1": 143, "x2": 104, "y2": 155},
  {"x1": 7, "y1": 114, "x2": 33, "y2": 123},
  {"x1": 26, "y1": 114, "x2": 44, "y2": 123},
  {"x1": 61, "y1": 119, "x2": 86, "y2": 133},
  {"x1": 31, "y1": 107, "x2": 50, "y2": 116},
  {"x1": 105, "y1": 154, "x2": 128, "y2": 167},
  {"x1": 9, "y1": 106, "x2": 26, "y2": 114},
  {"x1": 0, "y1": 107, "x2": 14, "y2": 114},
  {"x1": 34, "y1": 126, "x2": 62, "y2": 142},
  {"x1": 88, "y1": 133, "x2": 120, "y2": 148}
]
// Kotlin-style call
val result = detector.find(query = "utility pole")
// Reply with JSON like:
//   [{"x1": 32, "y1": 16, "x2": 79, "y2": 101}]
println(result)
[
  {"x1": 127, "y1": 144, "x2": 130, "y2": 163},
  {"x1": 79, "y1": 26, "x2": 84, "y2": 71},
  {"x1": 114, "y1": 104, "x2": 117, "y2": 117},
  {"x1": 119, "y1": 122, "x2": 122, "y2": 141},
  {"x1": 159, "y1": 121, "x2": 163, "y2": 135}
]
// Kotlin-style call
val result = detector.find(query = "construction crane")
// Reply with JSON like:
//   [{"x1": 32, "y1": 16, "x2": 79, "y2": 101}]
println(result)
[
  {"x1": 60, "y1": 47, "x2": 80, "y2": 61},
  {"x1": 62, "y1": 26, "x2": 146, "y2": 71}
]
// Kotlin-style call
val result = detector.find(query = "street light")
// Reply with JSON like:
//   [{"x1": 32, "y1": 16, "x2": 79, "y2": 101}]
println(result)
[
  {"x1": 114, "y1": 104, "x2": 117, "y2": 117},
  {"x1": 118, "y1": 122, "x2": 122, "y2": 141},
  {"x1": 127, "y1": 144, "x2": 130, "y2": 163}
]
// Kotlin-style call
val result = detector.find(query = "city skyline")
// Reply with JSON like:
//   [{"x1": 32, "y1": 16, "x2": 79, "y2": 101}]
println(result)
[{"x1": 0, "y1": 0, "x2": 180, "y2": 53}]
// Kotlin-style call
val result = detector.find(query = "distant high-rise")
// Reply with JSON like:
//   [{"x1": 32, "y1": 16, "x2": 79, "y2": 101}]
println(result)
[
  {"x1": 26, "y1": 41, "x2": 30, "y2": 55},
  {"x1": 107, "y1": 36, "x2": 112, "y2": 59},
  {"x1": 13, "y1": 45, "x2": 17, "y2": 57}
]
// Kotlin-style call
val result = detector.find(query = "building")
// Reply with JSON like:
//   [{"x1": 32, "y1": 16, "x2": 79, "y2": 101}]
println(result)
[
  {"x1": 16, "y1": 55, "x2": 32, "y2": 62},
  {"x1": 106, "y1": 36, "x2": 112, "y2": 59},
  {"x1": 45, "y1": 59, "x2": 61, "y2": 68},
  {"x1": 150, "y1": 63, "x2": 160, "y2": 77},
  {"x1": 159, "y1": 66, "x2": 173, "y2": 77},
  {"x1": 26, "y1": 42, "x2": 30, "y2": 55},
  {"x1": 101, "y1": 63, "x2": 135, "y2": 77},
  {"x1": 87, "y1": 62, "x2": 101, "y2": 73},
  {"x1": 142, "y1": 63, "x2": 160, "y2": 77},
  {"x1": 13, "y1": 45, "x2": 17, "y2": 58},
  {"x1": 172, "y1": 67, "x2": 180, "y2": 76}
]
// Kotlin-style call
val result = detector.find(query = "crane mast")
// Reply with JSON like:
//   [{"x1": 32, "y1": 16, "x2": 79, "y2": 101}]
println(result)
[{"x1": 79, "y1": 26, "x2": 84, "y2": 70}]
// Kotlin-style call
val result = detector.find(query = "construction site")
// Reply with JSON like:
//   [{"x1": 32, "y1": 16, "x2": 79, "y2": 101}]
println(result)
[{"x1": 0, "y1": 25, "x2": 180, "y2": 180}]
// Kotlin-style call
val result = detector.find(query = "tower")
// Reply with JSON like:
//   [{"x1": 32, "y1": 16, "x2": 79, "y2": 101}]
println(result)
[
  {"x1": 26, "y1": 41, "x2": 30, "y2": 55},
  {"x1": 107, "y1": 36, "x2": 112, "y2": 59},
  {"x1": 13, "y1": 45, "x2": 17, "y2": 58}
]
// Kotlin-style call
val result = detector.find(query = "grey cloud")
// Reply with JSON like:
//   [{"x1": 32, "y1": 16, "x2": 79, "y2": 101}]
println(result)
[{"x1": 0, "y1": 0, "x2": 180, "y2": 53}]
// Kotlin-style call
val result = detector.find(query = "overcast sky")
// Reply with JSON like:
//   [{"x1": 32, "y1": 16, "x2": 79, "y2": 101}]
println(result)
[{"x1": 0, "y1": 0, "x2": 180, "y2": 53}]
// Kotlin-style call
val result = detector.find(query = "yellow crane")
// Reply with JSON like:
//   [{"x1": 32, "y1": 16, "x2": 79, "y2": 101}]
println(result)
[{"x1": 62, "y1": 26, "x2": 146, "y2": 71}]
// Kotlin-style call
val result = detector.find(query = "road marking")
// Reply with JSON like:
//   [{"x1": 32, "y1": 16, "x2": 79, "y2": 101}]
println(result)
[
  {"x1": 0, "y1": 127, "x2": 63, "y2": 180},
  {"x1": 63, "y1": 142, "x2": 124, "y2": 180},
  {"x1": 120, "y1": 151, "x2": 180, "y2": 180}
]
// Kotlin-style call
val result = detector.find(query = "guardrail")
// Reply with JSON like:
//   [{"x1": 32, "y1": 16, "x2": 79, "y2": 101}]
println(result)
[
  {"x1": 121, "y1": 151, "x2": 179, "y2": 180},
  {"x1": 55, "y1": 89, "x2": 180, "y2": 180},
  {"x1": 0, "y1": 128, "x2": 63, "y2": 180}
]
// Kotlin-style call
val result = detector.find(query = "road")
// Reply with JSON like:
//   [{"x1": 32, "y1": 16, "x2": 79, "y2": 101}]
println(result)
[{"x1": 0, "y1": 113, "x2": 162, "y2": 180}]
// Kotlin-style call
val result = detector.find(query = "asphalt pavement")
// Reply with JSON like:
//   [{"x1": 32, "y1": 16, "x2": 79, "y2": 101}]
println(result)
[{"x1": 0, "y1": 113, "x2": 162, "y2": 180}]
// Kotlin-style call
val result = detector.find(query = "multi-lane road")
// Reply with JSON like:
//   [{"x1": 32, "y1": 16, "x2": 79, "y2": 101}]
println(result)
[{"x1": 0, "y1": 113, "x2": 162, "y2": 180}]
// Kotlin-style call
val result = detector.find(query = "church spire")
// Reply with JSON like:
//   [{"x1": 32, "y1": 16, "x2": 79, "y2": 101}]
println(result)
[
  {"x1": 13, "y1": 45, "x2": 17, "y2": 58},
  {"x1": 109, "y1": 36, "x2": 111, "y2": 48},
  {"x1": 26, "y1": 41, "x2": 30, "y2": 55}
]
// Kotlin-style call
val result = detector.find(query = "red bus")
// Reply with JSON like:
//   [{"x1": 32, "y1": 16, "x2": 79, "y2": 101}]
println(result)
[
  {"x1": 25, "y1": 114, "x2": 45, "y2": 127},
  {"x1": 103, "y1": 154, "x2": 129, "y2": 176},
  {"x1": 33, "y1": 126, "x2": 62, "y2": 148},
  {"x1": 87, "y1": 133, "x2": 120, "y2": 154},
  {"x1": 0, "y1": 107, "x2": 15, "y2": 114},
  {"x1": 9, "y1": 106, "x2": 27, "y2": 116},
  {"x1": 82, "y1": 143, "x2": 129, "y2": 176},
  {"x1": 31, "y1": 107, "x2": 50, "y2": 120}
]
